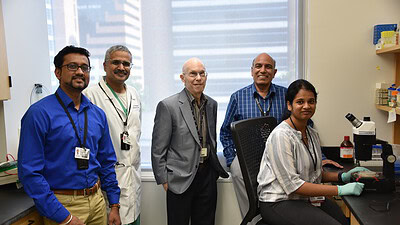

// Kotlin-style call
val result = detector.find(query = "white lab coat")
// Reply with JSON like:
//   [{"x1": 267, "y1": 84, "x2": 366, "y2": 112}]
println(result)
[{"x1": 83, "y1": 78, "x2": 141, "y2": 224}]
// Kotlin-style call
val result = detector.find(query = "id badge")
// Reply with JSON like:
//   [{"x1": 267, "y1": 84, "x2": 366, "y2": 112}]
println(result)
[
  {"x1": 120, "y1": 132, "x2": 130, "y2": 151},
  {"x1": 200, "y1": 148, "x2": 207, "y2": 157},
  {"x1": 309, "y1": 196, "x2": 325, "y2": 207},
  {"x1": 75, "y1": 147, "x2": 90, "y2": 160},
  {"x1": 122, "y1": 132, "x2": 131, "y2": 145}
]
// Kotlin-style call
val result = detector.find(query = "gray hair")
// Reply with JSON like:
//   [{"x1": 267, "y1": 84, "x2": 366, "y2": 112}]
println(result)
[{"x1": 104, "y1": 45, "x2": 132, "y2": 63}]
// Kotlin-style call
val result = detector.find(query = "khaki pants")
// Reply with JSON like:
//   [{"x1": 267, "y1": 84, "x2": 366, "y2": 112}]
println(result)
[{"x1": 44, "y1": 188, "x2": 107, "y2": 225}]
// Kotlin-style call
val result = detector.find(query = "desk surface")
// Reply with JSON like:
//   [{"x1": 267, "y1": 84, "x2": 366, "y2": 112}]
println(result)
[
  {"x1": 0, "y1": 183, "x2": 36, "y2": 225},
  {"x1": 323, "y1": 161, "x2": 400, "y2": 225},
  {"x1": 342, "y1": 191, "x2": 400, "y2": 225}
]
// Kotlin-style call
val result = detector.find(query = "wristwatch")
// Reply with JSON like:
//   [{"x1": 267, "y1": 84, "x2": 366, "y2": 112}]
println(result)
[{"x1": 109, "y1": 203, "x2": 121, "y2": 209}]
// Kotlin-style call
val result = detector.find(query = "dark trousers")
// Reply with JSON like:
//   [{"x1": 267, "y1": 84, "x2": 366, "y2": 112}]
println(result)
[
  {"x1": 259, "y1": 198, "x2": 349, "y2": 225},
  {"x1": 167, "y1": 162, "x2": 218, "y2": 225}
]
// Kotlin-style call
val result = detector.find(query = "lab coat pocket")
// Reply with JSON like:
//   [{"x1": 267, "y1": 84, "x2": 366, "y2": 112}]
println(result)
[{"x1": 115, "y1": 166, "x2": 130, "y2": 196}]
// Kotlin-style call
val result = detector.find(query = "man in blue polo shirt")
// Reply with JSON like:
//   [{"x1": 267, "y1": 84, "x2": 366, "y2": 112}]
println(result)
[{"x1": 18, "y1": 46, "x2": 121, "y2": 225}]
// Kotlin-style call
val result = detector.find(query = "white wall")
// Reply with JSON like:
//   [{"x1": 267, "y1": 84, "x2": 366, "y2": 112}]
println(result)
[
  {"x1": 2, "y1": 0, "x2": 52, "y2": 158},
  {"x1": 305, "y1": 0, "x2": 400, "y2": 146}
]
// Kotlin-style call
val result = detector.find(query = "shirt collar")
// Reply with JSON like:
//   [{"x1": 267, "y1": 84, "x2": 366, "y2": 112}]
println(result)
[
  {"x1": 252, "y1": 82, "x2": 276, "y2": 99},
  {"x1": 56, "y1": 87, "x2": 91, "y2": 111},
  {"x1": 184, "y1": 88, "x2": 207, "y2": 106}
]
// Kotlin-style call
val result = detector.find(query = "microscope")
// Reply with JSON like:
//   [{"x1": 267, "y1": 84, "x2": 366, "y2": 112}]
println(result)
[{"x1": 345, "y1": 113, "x2": 396, "y2": 193}]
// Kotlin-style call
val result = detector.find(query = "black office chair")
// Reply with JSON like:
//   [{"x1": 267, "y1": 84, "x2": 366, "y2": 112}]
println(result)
[{"x1": 230, "y1": 117, "x2": 277, "y2": 225}]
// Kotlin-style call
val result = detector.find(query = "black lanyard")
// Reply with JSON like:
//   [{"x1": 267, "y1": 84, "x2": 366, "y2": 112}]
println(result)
[
  {"x1": 289, "y1": 116, "x2": 317, "y2": 171},
  {"x1": 55, "y1": 92, "x2": 88, "y2": 148},
  {"x1": 185, "y1": 90, "x2": 207, "y2": 147},
  {"x1": 254, "y1": 92, "x2": 273, "y2": 117},
  {"x1": 98, "y1": 83, "x2": 132, "y2": 127}
]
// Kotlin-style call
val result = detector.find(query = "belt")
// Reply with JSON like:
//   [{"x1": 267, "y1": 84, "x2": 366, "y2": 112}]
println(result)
[{"x1": 52, "y1": 180, "x2": 100, "y2": 196}]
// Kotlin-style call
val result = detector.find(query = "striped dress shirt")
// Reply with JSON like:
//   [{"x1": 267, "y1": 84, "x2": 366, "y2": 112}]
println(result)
[
  {"x1": 220, "y1": 83, "x2": 287, "y2": 167},
  {"x1": 257, "y1": 122, "x2": 323, "y2": 202}
]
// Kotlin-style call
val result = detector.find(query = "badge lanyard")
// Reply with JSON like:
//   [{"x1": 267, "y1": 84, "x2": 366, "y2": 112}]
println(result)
[
  {"x1": 55, "y1": 92, "x2": 88, "y2": 148},
  {"x1": 99, "y1": 83, "x2": 132, "y2": 129},
  {"x1": 254, "y1": 93, "x2": 273, "y2": 117},
  {"x1": 289, "y1": 116, "x2": 317, "y2": 171},
  {"x1": 185, "y1": 90, "x2": 207, "y2": 149},
  {"x1": 190, "y1": 100, "x2": 207, "y2": 148}
]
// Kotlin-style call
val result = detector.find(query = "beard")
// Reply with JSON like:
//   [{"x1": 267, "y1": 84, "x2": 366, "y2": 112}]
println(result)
[{"x1": 67, "y1": 75, "x2": 88, "y2": 91}]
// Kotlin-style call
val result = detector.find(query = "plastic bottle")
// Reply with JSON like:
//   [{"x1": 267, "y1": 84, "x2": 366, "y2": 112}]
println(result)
[
  {"x1": 340, "y1": 136, "x2": 354, "y2": 163},
  {"x1": 390, "y1": 90, "x2": 398, "y2": 107},
  {"x1": 388, "y1": 85, "x2": 396, "y2": 106},
  {"x1": 397, "y1": 88, "x2": 400, "y2": 107},
  {"x1": 345, "y1": 113, "x2": 362, "y2": 128}
]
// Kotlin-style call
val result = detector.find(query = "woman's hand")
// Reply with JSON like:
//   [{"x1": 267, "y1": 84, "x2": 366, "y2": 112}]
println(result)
[
  {"x1": 337, "y1": 183, "x2": 365, "y2": 196},
  {"x1": 341, "y1": 167, "x2": 370, "y2": 183},
  {"x1": 322, "y1": 159, "x2": 343, "y2": 168}
]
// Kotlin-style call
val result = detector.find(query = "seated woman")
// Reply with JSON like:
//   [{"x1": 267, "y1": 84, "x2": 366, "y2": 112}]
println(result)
[{"x1": 257, "y1": 79, "x2": 367, "y2": 225}]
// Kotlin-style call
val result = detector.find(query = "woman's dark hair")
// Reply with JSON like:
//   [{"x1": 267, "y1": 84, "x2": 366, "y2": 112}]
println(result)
[
  {"x1": 53, "y1": 45, "x2": 90, "y2": 69},
  {"x1": 282, "y1": 79, "x2": 318, "y2": 121}
]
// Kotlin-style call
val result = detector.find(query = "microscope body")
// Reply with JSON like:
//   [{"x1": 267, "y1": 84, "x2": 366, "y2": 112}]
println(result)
[{"x1": 352, "y1": 121, "x2": 396, "y2": 192}]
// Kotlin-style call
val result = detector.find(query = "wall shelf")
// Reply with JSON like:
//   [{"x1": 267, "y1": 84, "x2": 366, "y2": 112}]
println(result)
[
  {"x1": 375, "y1": 45, "x2": 400, "y2": 144},
  {"x1": 376, "y1": 45, "x2": 400, "y2": 54},
  {"x1": 375, "y1": 105, "x2": 400, "y2": 115}
]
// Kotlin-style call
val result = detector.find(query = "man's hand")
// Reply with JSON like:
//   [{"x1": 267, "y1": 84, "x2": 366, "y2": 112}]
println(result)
[
  {"x1": 108, "y1": 207, "x2": 121, "y2": 225},
  {"x1": 322, "y1": 159, "x2": 343, "y2": 169},
  {"x1": 163, "y1": 183, "x2": 168, "y2": 191},
  {"x1": 60, "y1": 215, "x2": 84, "y2": 225}
]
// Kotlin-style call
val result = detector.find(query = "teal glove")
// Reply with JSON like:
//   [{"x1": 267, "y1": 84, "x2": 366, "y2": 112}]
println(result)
[
  {"x1": 338, "y1": 183, "x2": 365, "y2": 196},
  {"x1": 341, "y1": 167, "x2": 370, "y2": 183}
]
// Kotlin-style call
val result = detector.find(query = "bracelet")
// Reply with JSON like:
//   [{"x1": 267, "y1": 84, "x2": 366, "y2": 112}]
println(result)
[
  {"x1": 60, "y1": 214, "x2": 72, "y2": 225},
  {"x1": 338, "y1": 172, "x2": 344, "y2": 183},
  {"x1": 109, "y1": 203, "x2": 121, "y2": 209}
]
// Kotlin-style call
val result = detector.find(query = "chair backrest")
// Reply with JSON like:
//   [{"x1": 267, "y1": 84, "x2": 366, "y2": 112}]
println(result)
[{"x1": 231, "y1": 117, "x2": 277, "y2": 225}]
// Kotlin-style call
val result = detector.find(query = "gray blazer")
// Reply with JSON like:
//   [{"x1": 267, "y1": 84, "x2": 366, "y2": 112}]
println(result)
[{"x1": 151, "y1": 89, "x2": 228, "y2": 194}]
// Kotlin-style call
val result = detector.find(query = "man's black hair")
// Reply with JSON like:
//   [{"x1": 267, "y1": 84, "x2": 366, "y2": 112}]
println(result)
[{"x1": 53, "y1": 45, "x2": 90, "y2": 69}]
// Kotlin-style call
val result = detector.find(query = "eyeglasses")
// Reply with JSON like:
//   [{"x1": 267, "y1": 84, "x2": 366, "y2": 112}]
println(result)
[
  {"x1": 184, "y1": 71, "x2": 208, "y2": 78},
  {"x1": 61, "y1": 63, "x2": 91, "y2": 73},
  {"x1": 110, "y1": 60, "x2": 133, "y2": 68}
]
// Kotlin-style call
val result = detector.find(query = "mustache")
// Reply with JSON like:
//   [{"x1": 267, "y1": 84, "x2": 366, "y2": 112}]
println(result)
[
  {"x1": 114, "y1": 69, "x2": 128, "y2": 75},
  {"x1": 72, "y1": 75, "x2": 85, "y2": 80}
]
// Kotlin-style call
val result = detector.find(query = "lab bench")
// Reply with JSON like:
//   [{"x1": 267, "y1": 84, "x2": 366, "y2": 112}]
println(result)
[{"x1": 0, "y1": 183, "x2": 43, "y2": 225}]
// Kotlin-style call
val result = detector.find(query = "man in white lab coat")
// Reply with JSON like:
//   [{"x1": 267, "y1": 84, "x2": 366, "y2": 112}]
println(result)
[{"x1": 83, "y1": 45, "x2": 142, "y2": 225}]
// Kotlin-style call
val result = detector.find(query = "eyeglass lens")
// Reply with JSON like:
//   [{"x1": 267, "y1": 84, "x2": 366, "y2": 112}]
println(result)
[
  {"x1": 188, "y1": 71, "x2": 207, "y2": 77},
  {"x1": 65, "y1": 63, "x2": 90, "y2": 72}
]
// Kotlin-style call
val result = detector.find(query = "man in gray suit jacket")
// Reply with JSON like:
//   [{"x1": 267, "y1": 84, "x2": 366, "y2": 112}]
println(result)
[{"x1": 151, "y1": 58, "x2": 228, "y2": 225}]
